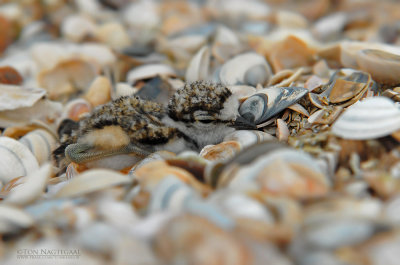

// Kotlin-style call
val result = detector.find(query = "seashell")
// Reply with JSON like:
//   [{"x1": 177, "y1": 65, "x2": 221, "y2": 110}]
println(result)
[
  {"x1": 185, "y1": 46, "x2": 210, "y2": 82},
  {"x1": 219, "y1": 52, "x2": 272, "y2": 86},
  {"x1": 239, "y1": 86, "x2": 309, "y2": 124},
  {"x1": 200, "y1": 141, "x2": 241, "y2": 161},
  {"x1": 287, "y1": 103, "x2": 310, "y2": 117},
  {"x1": 269, "y1": 35, "x2": 315, "y2": 72},
  {"x1": 212, "y1": 142, "x2": 329, "y2": 198},
  {"x1": 208, "y1": 191, "x2": 275, "y2": 224},
  {"x1": 123, "y1": 1, "x2": 160, "y2": 29},
  {"x1": 133, "y1": 160, "x2": 210, "y2": 195},
  {"x1": 0, "y1": 66, "x2": 23, "y2": 85},
  {"x1": 276, "y1": 10, "x2": 308, "y2": 29},
  {"x1": 332, "y1": 97, "x2": 400, "y2": 140},
  {"x1": 154, "y1": 215, "x2": 251, "y2": 265},
  {"x1": 79, "y1": 43, "x2": 117, "y2": 67},
  {"x1": 0, "y1": 84, "x2": 46, "y2": 111},
  {"x1": 223, "y1": 130, "x2": 275, "y2": 148},
  {"x1": 304, "y1": 75, "x2": 325, "y2": 92},
  {"x1": 0, "y1": 137, "x2": 39, "y2": 183},
  {"x1": 227, "y1": 85, "x2": 257, "y2": 102},
  {"x1": 19, "y1": 129, "x2": 57, "y2": 165},
  {"x1": 95, "y1": 22, "x2": 131, "y2": 50},
  {"x1": 307, "y1": 106, "x2": 343, "y2": 125},
  {"x1": 356, "y1": 49, "x2": 400, "y2": 85},
  {"x1": 0, "y1": 204, "x2": 34, "y2": 234},
  {"x1": 63, "y1": 98, "x2": 92, "y2": 121},
  {"x1": 276, "y1": 119, "x2": 290, "y2": 141},
  {"x1": 61, "y1": 14, "x2": 97, "y2": 42},
  {"x1": 312, "y1": 12, "x2": 348, "y2": 41},
  {"x1": 4, "y1": 163, "x2": 52, "y2": 206},
  {"x1": 0, "y1": 98, "x2": 62, "y2": 128},
  {"x1": 85, "y1": 75, "x2": 112, "y2": 107},
  {"x1": 126, "y1": 64, "x2": 176, "y2": 85},
  {"x1": 38, "y1": 59, "x2": 99, "y2": 100},
  {"x1": 55, "y1": 169, "x2": 132, "y2": 198},
  {"x1": 309, "y1": 70, "x2": 371, "y2": 108},
  {"x1": 215, "y1": 0, "x2": 270, "y2": 19}
]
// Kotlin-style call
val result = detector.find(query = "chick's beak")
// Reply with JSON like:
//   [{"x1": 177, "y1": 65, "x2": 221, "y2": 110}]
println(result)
[{"x1": 231, "y1": 115, "x2": 257, "y2": 130}]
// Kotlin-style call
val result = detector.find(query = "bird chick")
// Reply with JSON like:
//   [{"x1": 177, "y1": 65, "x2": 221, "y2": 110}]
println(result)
[{"x1": 54, "y1": 81, "x2": 254, "y2": 170}]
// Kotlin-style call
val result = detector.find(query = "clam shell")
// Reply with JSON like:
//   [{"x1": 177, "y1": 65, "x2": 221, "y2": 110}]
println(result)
[
  {"x1": 332, "y1": 97, "x2": 400, "y2": 140},
  {"x1": 0, "y1": 84, "x2": 45, "y2": 111},
  {"x1": 4, "y1": 163, "x2": 52, "y2": 206},
  {"x1": 61, "y1": 14, "x2": 97, "y2": 42},
  {"x1": 200, "y1": 141, "x2": 241, "y2": 161},
  {"x1": 19, "y1": 129, "x2": 57, "y2": 165},
  {"x1": 55, "y1": 169, "x2": 132, "y2": 198},
  {"x1": 239, "y1": 86, "x2": 309, "y2": 124},
  {"x1": 85, "y1": 75, "x2": 112, "y2": 107},
  {"x1": 126, "y1": 64, "x2": 176, "y2": 85},
  {"x1": 185, "y1": 46, "x2": 210, "y2": 82},
  {"x1": 219, "y1": 52, "x2": 272, "y2": 86},
  {"x1": 0, "y1": 137, "x2": 39, "y2": 183},
  {"x1": 0, "y1": 204, "x2": 34, "y2": 234},
  {"x1": 0, "y1": 98, "x2": 62, "y2": 128},
  {"x1": 63, "y1": 98, "x2": 92, "y2": 121}
]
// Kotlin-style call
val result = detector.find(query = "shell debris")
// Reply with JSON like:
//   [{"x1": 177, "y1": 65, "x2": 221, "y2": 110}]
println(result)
[{"x1": 1, "y1": 1, "x2": 400, "y2": 264}]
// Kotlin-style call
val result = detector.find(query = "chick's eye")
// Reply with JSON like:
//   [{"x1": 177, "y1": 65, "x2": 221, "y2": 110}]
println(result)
[{"x1": 199, "y1": 119, "x2": 214, "y2": 124}]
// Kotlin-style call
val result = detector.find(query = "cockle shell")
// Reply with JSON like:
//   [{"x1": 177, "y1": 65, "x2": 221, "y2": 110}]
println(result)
[
  {"x1": 239, "y1": 86, "x2": 309, "y2": 124},
  {"x1": 219, "y1": 52, "x2": 272, "y2": 86},
  {"x1": 332, "y1": 97, "x2": 400, "y2": 140},
  {"x1": 0, "y1": 137, "x2": 39, "y2": 183},
  {"x1": 19, "y1": 129, "x2": 57, "y2": 165}
]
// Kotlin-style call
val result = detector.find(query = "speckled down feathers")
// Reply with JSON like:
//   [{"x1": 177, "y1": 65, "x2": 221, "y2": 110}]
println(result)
[{"x1": 168, "y1": 81, "x2": 233, "y2": 122}]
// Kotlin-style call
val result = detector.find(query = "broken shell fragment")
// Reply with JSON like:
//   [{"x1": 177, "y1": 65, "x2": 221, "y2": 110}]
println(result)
[
  {"x1": 126, "y1": 64, "x2": 176, "y2": 85},
  {"x1": 0, "y1": 84, "x2": 45, "y2": 111},
  {"x1": 332, "y1": 97, "x2": 400, "y2": 140},
  {"x1": 239, "y1": 86, "x2": 309, "y2": 124}
]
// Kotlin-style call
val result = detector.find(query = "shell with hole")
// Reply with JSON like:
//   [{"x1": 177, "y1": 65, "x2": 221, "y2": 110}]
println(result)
[
  {"x1": 0, "y1": 137, "x2": 39, "y2": 183},
  {"x1": 219, "y1": 52, "x2": 272, "y2": 87},
  {"x1": 332, "y1": 96, "x2": 400, "y2": 140},
  {"x1": 19, "y1": 129, "x2": 58, "y2": 165},
  {"x1": 239, "y1": 86, "x2": 309, "y2": 124}
]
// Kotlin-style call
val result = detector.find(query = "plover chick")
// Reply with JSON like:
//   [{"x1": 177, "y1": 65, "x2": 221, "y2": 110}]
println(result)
[{"x1": 54, "y1": 81, "x2": 254, "y2": 170}]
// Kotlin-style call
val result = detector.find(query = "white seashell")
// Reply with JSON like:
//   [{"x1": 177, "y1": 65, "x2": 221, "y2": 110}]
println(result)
[
  {"x1": 4, "y1": 163, "x2": 52, "y2": 206},
  {"x1": 0, "y1": 204, "x2": 34, "y2": 234},
  {"x1": 219, "y1": 52, "x2": 271, "y2": 86},
  {"x1": 126, "y1": 64, "x2": 176, "y2": 85},
  {"x1": 223, "y1": 130, "x2": 275, "y2": 148},
  {"x1": 55, "y1": 169, "x2": 132, "y2": 198},
  {"x1": 30, "y1": 42, "x2": 70, "y2": 71},
  {"x1": 0, "y1": 84, "x2": 45, "y2": 111},
  {"x1": 0, "y1": 137, "x2": 39, "y2": 183},
  {"x1": 19, "y1": 129, "x2": 57, "y2": 165},
  {"x1": 214, "y1": 25, "x2": 240, "y2": 46},
  {"x1": 227, "y1": 85, "x2": 257, "y2": 101},
  {"x1": 185, "y1": 46, "x2": 210, "y2": 82},
  {"x1": 95, "y1": 22, "x2": 131, "y2": 50},
  {"x1": 61, "y1": 15, "x2": 97, "y2": 42},
  {"x1": 208, "y1": 191, "x2": 275, "y2": 224},
  {"x1": 0, "y1": 98, "x2": 62, "y2": 127},
  {"x1": 79, "y1": 43, "x2": 116, "y2": 66},
  {"x1": 277, "y1": 119, "x2": 290, "y2": 141},
  {"x1": 332, "y1": 97, "x2": 400, "y2": 140}
]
